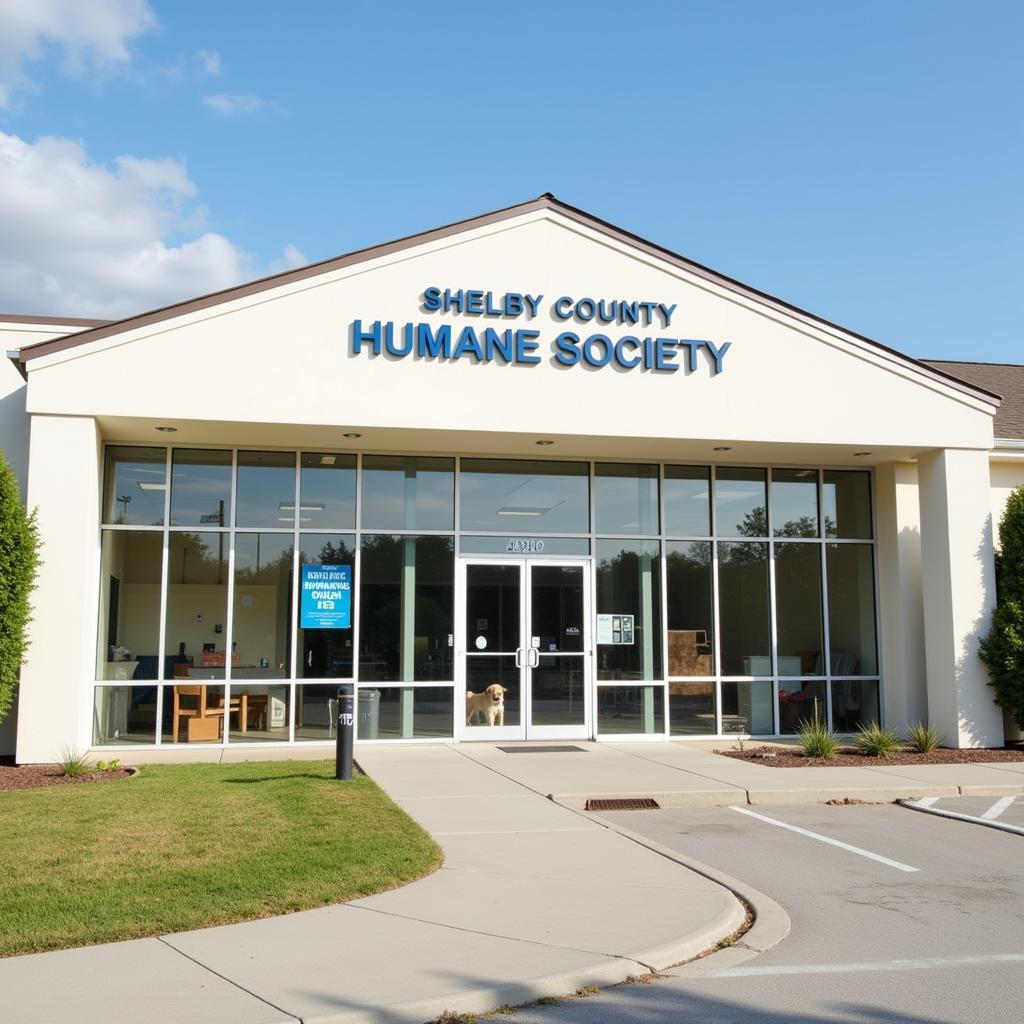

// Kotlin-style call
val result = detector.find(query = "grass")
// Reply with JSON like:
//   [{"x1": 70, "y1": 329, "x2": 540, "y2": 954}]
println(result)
[
  {"x1": 57, "y1": 746, "x2": 93, "y2": 778},
  {"x1": 854, "y1": 722, "x2": 902, "y2": 757},
  {"x1": 797, "y1": 711, "x2": 840, "y2": 759},
  {"x1": 0, "y1": 760, "x2": 441, "y2": 957},
  {"x1": 906, "y1": 721, "x2": 943, "y2": 753}
]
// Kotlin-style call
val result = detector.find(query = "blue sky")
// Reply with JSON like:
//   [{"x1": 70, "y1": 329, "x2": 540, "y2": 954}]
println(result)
[{"x1": 0, "y1": 0, "x2": 1021, "y2": 360}]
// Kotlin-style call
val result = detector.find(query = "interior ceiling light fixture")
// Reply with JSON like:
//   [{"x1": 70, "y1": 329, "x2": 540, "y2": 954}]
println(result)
[
  {"x1": 155, "y1": 426, "x2": 177, "y2": 432},
  {"x1": 319, "y1": 455, "x2": 337, "y2": 465},
  {"x1": 535, "y1": 439, "x2": 554, "y2": 446}
]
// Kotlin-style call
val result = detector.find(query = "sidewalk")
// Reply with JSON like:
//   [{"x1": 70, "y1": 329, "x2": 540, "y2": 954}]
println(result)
[{"x1": 1, "y1": 745, "x2": 745, "y2": 1024}]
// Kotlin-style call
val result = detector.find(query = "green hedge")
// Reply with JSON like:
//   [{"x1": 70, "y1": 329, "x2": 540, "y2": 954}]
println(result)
[
  {"x1": 0, "y1": 452, "x2": 40, "y2": 724},
  {"x1": 980, "y1": 486, "x2": 1024, "y2": 730}
]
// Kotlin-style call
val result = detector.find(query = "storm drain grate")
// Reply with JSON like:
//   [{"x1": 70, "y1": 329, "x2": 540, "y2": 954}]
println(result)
[
  {"x1": 497, "y1": 745, "x2": 586, "y2": 753},
  {"x1": 585, "y1": 797, "x2": 661, "y2": 811}
]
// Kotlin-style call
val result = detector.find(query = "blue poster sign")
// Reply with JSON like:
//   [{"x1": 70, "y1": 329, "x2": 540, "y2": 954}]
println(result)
[{"x1": 300, "y1": 564, "x2": 351, "y2": 629}]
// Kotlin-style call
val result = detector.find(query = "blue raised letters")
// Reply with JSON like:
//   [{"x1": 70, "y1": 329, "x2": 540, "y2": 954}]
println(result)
[
  {"x1": 654, "y1": 338, "x2": 679, "y2": 372},
  {"x1": 505, "y1": 293, "x2": 524, "y2": 317},
  {"x1": 385, "y1": 322, "x2": 413, "y2": 357},
  {"x1": 658, "y1": 302, "x2": 677, "y2": 326},
  {"x1": 704, "y1": 340, "x2": 732, "y2": 375},
  {"x1": 453, "y1": 325, "x2": 484, "y2": 360},
  {"x1": 575, "y1": 298, "x2": 596, "y2": 322},
  {"x1": 417, "y1": 322, "x2": 451, "y2": 358},
  {"x1": 466, "y1": 290, "x2": 484, "y2": 314},
  {"x1": 484, "y1": 328, "x2": 514, "y2": 363},
  {"x1": 614, "y1": 336, "x2": 642, "y2": 368},
  {"x1": 422, "y1": 287, "x2": 441, "y2": 311},
  {"x1": 352, "y1": 319, "x2": 383, "y2": 355},
  {"x1": 515, "y1": 329, "x2": 541, "y2": 365},
  {"x1": 554, "y1": 332, "x2": 582, "y2": 365},
  {"x1": 553, "y1": 296, "x2": 574, "y2": 320},
  {"x1": 582, "y1": 333, "x2": 613, "y2": 367},
  {"x1": 523, "y1": 294, "x2": 543, "y2": 318}
]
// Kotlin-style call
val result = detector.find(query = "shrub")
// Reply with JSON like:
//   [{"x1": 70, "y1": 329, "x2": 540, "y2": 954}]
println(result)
[
  {"x1": 854, "y1": 722, "x2": 902, "y2": 757},
  {"x1": 0, "y1": 451, "x2": 40, "y2": 725},
  {"x1": 906, "y1": 721, "x2": 942, "y2": 753},
  {"x1": 980, "y1": 486, "x2": 1024, "y2": 730},
  {"x1": 798, "y1": 712, "x2": 840, "y2": 759},
  {"x1": 58, "y1": 747, "x2": 92, "y2": 778}
]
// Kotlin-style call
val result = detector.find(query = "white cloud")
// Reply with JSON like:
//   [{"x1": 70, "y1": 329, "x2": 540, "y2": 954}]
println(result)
[
  {"x1": 194, "y1": 48, "x2": 221, "y2": 76},
  {"x1": 267, "y1": 243, "x2": 308, "y2": 274},
  {"x1": 0, "y1": 129, "x2": 305, "y2": 319},
  {"x1": 0, "y1": 0, "x2": 157, "y2": 107},
  {"x1": 201, "y1": 92, "x2": 273, "y2": 116}
]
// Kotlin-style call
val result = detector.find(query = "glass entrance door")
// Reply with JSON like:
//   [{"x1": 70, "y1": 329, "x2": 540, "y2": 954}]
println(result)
[{"x1": 458, "y1": 559, "x2": 591, "y2": 740}]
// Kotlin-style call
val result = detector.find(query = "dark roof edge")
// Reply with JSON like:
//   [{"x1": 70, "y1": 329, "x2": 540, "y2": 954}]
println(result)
[
  {"x1": 1, "y1": 313, "x2": 110, "y2": 327},
  {"x1": 11, "y1": 193, "x2": 1002, "y2": 407}
]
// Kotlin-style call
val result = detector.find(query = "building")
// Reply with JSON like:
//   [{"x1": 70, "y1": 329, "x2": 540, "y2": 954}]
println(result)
[{"x1": 2, "y1": 194, "x2": 1023, "y2": 762}]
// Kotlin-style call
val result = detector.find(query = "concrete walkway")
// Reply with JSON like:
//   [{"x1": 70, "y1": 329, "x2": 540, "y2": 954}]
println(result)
[{"x1": 1, "y1": 744, "x2": 746, "y2": 1024}]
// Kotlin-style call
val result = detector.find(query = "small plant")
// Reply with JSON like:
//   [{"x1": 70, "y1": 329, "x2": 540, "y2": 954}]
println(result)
[
  {"x1": 798, "y1": 711, "x2": 840, "y2": 759},
  {"x1": 732, "y1": 736, "x2": 746, "y2": 752},
  {"x1": 854, "y1": 722, "x2": 902, "y2": 757},
  {"x1": 109, "y1": 758, "x2": 121, "y2": 770},
  {"x1": 575, "y1": 986, "x2": 600, "y2": 998},
  {"x1": 58, "y1": 747, "x2": 92, "y2": 778},
  {"x1": 906, "y1": 721, "x2": 942, "y2": 754}
]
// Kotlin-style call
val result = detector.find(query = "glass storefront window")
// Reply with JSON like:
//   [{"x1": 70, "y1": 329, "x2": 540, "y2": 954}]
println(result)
[
  {"x1": 92, "y1": 686, "x2": 158, "y2": 744},
  {"x1": 721, "y1": 680, "x2": 774, "y2": 734},
  {"x1": 666, "y1": 541, "x2": 714, "y2": 677},
  {"x1": 164, "y1": 532, "x2": 228, "y2": 682},
  {"x1": 359, "y1": 535, "x2": 454, "y2": 682},
  {"x1": 97, "y1": 531, "x2": 163, "y2": 680},
  {"x1": 236, "y1": 451, "x2": 297, "y2": 528},
  {"x1": 300, "y1": 453, "x2": 356, "y2": 529},
  {"x1": 362, "y1": 456, "x2": 454, "y2": 531},
  {"x1": 596, "y1": 539, "x2": 662, "y2": 680},
  {"x1": 771, "y1": 469, "x2": 819, "y2": 537},
  {"x1": 595, "y1": 463, "x2": 658, "y2": 535},
  {"x1": 826, "y1": 543, "x2": 878, "y2": 675},
  {"x1": 358, "y1": 686, "x2": 454, "y2": 740},
  {"x1": 170, "y1": 449, "x2": 232, "y2": 527},
  {"x1": 716, "y1": 467, "x2": 767, "y2": 538},
  {"x1": 161, "y1": 683, "x2": 227, "y2": 743},
  {"x1": 298, "y1": 534, "x2": 356, "y2": 678},
  {"x1": 774, "y1": 542, "x2": 824, "y2": 676},
  {"x1": 597, "y1": 685, "x2": 665, "y2": 735},
  {"x1": 460, "y1": 459, "x2": 588, "y2": 534},
  {"x1": 823, "y1": 471, "x2": 872, "y2": 539},
  {"x1": 718, "y1": 541, "x2": 771, "y2": 675},
  {"x1": 669, "y1": 682, "x2": 715, "y2": 735},
  {"x1": 103, "y1": 446, "x2": 167, "y2": 526},
  {"x1": 231, "y1": 533, "x2": 293, "y2": 680},
  {"x1": 777, "y1": 680, "x2": 827, "y2": 734},
  {"x1": 664, "y1": 465, "x2": 711, "y2": 537},
  {"x1": 831, "y1": 680, "x2": 880, "y2": 732},
  {"x1": 226, "y1": 684, "x2": 291, "y2": 742}
]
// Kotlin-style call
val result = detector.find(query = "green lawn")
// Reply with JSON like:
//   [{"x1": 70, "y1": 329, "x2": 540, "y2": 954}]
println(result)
[{"x1": 0, "y1": 760, "x2": 441, "y2": 957}]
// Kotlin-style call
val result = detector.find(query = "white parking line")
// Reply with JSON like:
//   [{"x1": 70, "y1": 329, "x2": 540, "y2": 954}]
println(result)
[
  {"x1": 981, "y1": 796, "x2": 1016, "y2": 820},
  {"x1": 915, "y1": 796, "x2": 939, "y2": 808},
  {"x1": 729, "y1": 806, "x2": 919, "y2": 872},
  {"x1": 711, "y1": 952, "x2": 1024, "y2": 978}
]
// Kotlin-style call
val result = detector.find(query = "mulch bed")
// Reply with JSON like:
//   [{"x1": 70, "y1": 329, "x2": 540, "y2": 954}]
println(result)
[
  {"x1": 0, "y1": 763, "x2": 133, "y2": 791},
  {"x1": 718, "y1": 744, "x2": 1024, "y2": 768}
]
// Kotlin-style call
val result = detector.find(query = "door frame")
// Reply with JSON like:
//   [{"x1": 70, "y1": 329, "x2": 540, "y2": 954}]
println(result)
[{"x1": 455, "y1": 556, "x2": 593, "y2": 742}]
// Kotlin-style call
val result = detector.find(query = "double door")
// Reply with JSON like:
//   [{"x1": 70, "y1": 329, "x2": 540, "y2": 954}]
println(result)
[{"x1": 457, "y1": 558, "x2": 591, "y2": 740}]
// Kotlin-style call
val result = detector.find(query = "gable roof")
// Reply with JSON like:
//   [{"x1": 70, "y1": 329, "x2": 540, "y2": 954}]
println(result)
[
  {"x1": 6, "y1": 193, "x2": 1002, "y2": 407},
  {"x1": 922, "y1": 361, "x2": 1024, "y2": 439}
]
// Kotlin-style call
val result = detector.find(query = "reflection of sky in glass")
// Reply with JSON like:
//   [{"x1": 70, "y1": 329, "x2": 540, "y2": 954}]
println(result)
[
  {"x1": 236, "y1": 451, "x2": 297, "y2": 528},
  {"x1": 104, "y1": 447, "x2": 166, "y2": 525},
  {"x1": 771, "y1": 470, "x2": 819, "y2": 537},
  {"x1": 170, "y1": 450, "x2": 232, "y2": 527},
  {"x1": 664, "y1": 467, "x2": 711, "y2": 537},
  {"x1": 361, "y1": 457, "x2": 453, "y2": 531},
  {"x1": 460, "y1": 460, "x2": 588, "y2": 534},
  {"x1": 299, "y1": 453, "x2": 356, "y2": 528},
  {"x1": 715, "y1": 468, "x2": 767, "y2": 537},
  {"x1": 595, "y1": 464, "x2": 658, "y2": 535}
]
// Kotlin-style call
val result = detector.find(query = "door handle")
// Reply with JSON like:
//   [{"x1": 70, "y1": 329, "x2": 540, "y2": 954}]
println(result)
[
  {"x1": 514, "y1": 647, "x2": 523, "y2": 669},
  {"x1": 528, "y1": 647, "x2": 539, "y2": 668}
]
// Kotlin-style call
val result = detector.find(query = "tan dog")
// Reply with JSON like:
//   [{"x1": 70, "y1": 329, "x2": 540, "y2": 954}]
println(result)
[{"x1": 466, "y1": 684, "x2": 508, "y2": 726}]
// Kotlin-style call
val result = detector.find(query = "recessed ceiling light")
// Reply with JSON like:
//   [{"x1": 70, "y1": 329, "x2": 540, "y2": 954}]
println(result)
[
  {"x1": 156, "y1": 426, "x2": 177, "y2": 433},
  {"x1": 713, "y1": 446, "x2": 731, "y2": 452},
  {"x1": 854, "y1": 451, "x2": 872, "y2": 457},
  {"x1": 319, "y1": 455, "x2": 337, "y2": 465},
  {"x1": 535, "y1": 440, "x2": 554, "y2": 446},
  {"x1": 343, "y1": 432, "x2": 362, "y2": 438}
]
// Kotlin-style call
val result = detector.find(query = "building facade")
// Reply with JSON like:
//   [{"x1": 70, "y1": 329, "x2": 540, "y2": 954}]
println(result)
[{"x1": 2, "y1": 195, "x2": 1022, "y2": 761}]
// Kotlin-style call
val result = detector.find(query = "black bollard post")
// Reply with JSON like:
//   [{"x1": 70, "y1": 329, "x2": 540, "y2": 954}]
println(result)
[{"x1": 335, "y1": 684, "x2": 354, "y2": 781}]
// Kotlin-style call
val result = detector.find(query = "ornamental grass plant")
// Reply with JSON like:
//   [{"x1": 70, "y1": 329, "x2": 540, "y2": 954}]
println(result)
[
  {"x1": 854, "y1": 722, "x2": 902, "y2": 757},
  {"x1": 798, "y1": 710, "x2": 840, "y2": 759},
  {"x1": 906, "y1": 721, "x2": 942, "y2": 753}
]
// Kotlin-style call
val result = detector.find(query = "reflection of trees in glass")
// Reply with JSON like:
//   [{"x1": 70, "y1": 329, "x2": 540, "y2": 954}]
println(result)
[
  {"x1": 171, "y1": 532, "x2": 227, "y2": 583},
  {"x1": 733, "y1": 507, "x2": 834, "y2": 539},
  {"x1": 234, "y1": 542, "x2": 293, "y2": 585}
]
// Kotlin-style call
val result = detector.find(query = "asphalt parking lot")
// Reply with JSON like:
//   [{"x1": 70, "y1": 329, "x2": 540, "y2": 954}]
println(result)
[
  {"x1": 905, "y1": 794, "x2": 1024, "y2": 833},
  {"x1": 509, "y1": 801, "x2": 1024, "y2": 1024}
]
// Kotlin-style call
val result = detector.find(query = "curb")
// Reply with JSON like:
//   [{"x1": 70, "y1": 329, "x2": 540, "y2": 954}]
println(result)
[
  {"x1": 898, "y1": 799, "x2": 1024, "y2": 837},
  {"x1": 560, "y1": 802, "x2": 791, "y2": 976}
]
